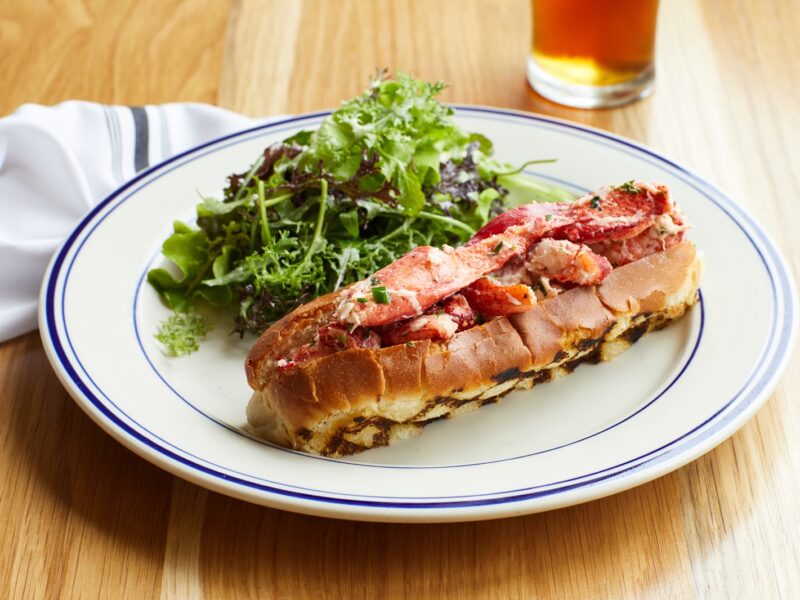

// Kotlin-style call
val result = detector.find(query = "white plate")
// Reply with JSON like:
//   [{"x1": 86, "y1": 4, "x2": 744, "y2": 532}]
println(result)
[{"x1": 39, "y1": 107, "x2": 797, "y2": 522}]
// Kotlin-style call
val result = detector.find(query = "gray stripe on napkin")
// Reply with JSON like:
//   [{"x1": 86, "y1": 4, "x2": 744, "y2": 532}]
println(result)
[{"x1": 129, "y1": 106, "x2": 149, "y2": 172}]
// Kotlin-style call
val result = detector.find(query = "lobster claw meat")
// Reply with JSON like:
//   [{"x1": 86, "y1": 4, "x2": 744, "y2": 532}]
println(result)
[{"x1": 461, "y1": 278, "x2": 536, "y2": 317}]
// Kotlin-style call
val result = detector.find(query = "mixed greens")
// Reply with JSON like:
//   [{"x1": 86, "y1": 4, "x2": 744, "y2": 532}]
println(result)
[{"x1": 149, "y1": 72, "x2": 573, "y2": 355}]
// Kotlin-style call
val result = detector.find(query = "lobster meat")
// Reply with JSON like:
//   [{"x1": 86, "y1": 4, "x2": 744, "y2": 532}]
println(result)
[{"x1": 336, "y1": 181, "x2": 685, "y2": 329}]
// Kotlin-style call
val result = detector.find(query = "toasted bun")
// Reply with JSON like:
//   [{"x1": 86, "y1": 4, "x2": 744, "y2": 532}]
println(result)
[{"x1": 246, "y1": 242, "x2": 701, "y2": 456}]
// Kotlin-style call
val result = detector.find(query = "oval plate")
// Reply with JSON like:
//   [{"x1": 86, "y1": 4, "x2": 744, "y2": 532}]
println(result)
[{"x1": 39, "y1": 107, "x2": 796, "y2": 522}]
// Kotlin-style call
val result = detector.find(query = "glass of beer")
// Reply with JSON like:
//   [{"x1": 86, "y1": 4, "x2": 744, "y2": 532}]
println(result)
[{"x1": 527, "y1": 0, "x2": 660, "y2": 109}]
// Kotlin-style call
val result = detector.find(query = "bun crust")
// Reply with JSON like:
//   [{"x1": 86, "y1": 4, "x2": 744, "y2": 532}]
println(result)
[{"x1": 246, "y1": 242, "x2": 701, "y2": 456}]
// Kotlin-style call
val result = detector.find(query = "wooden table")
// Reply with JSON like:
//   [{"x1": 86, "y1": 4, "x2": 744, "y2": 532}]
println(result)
[{"x1": 2, "y1": 0, "x2": 799, "y2": 597}]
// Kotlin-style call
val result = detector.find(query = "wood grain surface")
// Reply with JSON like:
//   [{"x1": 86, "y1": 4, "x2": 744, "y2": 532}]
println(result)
[{"x1": 1, "y1": 0, "x2": 799, "y2": 597}]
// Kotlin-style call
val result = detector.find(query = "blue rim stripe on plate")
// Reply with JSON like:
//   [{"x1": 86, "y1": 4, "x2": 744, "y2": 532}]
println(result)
[
  {"x1": 42, "y1": 109, "x2": 788, "y2": 506},
  {"x1": 45, "y1": 111, "x2": 788, "y2": 502},
  {"x1": 42, "y1": 108, "x2": 796, "y2": 510}
]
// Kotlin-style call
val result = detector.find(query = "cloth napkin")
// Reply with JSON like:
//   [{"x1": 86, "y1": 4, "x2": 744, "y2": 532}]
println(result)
[{"x1": 0, "y1": 101, "x2": 264, "y2": 343}]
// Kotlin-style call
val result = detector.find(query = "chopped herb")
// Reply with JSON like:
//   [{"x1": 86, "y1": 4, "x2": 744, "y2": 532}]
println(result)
[
  {"x1": 617, "y1": 180, "x2": 639, "y2": 193},
  {"x1": 356, "y1": 297, "x2": 368, "y2": 303},
  {"x1": 491, "y1": 241, "x2": 504, "y2": 254},
  {"x1": 406, "y1": 341, "x2": 416, "y2": 347},
  {"x1": 591, "y1": 195, "x2": 602, "y2": 210},
  {"x1": 436, "y1": 308, "x2": 445, "y2": 315},
  {"x1": 371, "y1": 285, "x2": 391, "y2": 304},
  {"x1": 154, "y1": 310, "x2": 212, "y2": 356},
  {"x1": 545, "y1": 214, "x2": 552, "y2": 221},
  {"x1": 336, "y1": 332, "x2": 347, "y2": 345}
]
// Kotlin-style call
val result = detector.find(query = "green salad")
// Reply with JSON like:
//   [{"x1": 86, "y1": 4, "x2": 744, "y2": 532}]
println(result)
[{"x1": 149, "y1": 72, "x2": 573, "y2": 355}]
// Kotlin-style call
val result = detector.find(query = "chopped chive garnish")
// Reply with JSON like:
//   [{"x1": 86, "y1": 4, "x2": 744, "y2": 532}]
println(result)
[{"x1": 371, "y1": 285, "x2": 391, "y2": 304}]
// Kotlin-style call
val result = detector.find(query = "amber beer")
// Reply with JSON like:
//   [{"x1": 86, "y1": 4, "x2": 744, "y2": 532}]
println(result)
[{"x1": 528, "y1": 0, "x2": 660, "y2": 108}]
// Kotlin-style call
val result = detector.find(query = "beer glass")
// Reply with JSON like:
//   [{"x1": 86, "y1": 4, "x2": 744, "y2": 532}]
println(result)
[{"x1": 527, "y1": 0, "x2": 660, "y2": 109}]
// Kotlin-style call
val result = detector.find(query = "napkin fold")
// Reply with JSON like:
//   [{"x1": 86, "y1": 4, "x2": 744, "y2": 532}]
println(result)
[{"x1": 0, "y1": 101, "x2": 261, "y2": 342}]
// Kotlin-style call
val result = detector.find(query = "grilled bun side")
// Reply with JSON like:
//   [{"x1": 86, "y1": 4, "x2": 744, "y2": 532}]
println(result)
[{"x1": 246, "y1": 242, "x2": 700, "y2": 457}]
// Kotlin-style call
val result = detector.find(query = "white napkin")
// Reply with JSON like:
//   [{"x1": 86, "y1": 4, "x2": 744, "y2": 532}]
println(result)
[{"x1": 0, "y1": 101, "x2": 263, "y2": 342}]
